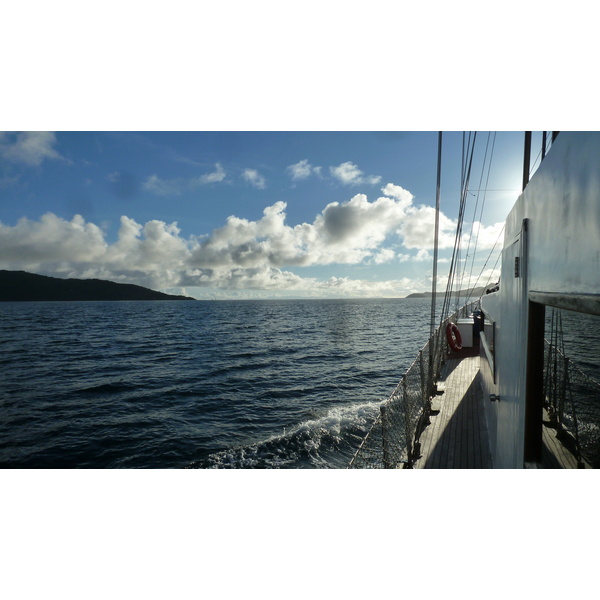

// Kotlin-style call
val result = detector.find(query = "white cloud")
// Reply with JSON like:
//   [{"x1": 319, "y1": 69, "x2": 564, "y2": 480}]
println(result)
[
  {"x1": 199, "y1": 162, "x2": 226, "y2": 184},
  {"x1": 0, "y1": 183, "x2": 497, "y2": 297},
  {"x1": 0, "y1": 132, "x2": 67, "y2": 167},
  {"x1": 374, "y1": 248, "x2": 395, "y2": 264},
  {"x1": 380, "y1": 183, "x2": 414, "y2": 209},
  {"x1": 398, "y1": 205, "x2": 458, "y2": 250},
  {"x1": 242, "y1": 168, "x2": 266, "y2": 189},
  {"x1": 188, "y1": 191, "x2": 415, "y2": 272},
  {"x1": 329, "y1": 162, "x2": 382, "y2": 186},
  {"x1": 286, "y1": 159, "x2": 322, "y2": 181},
  {"x1": 462, "y1": 221, "x2": 505, "y2": 250},
  {"x1": 304, "y1": 275, "x2": 421, "y2": 298},
  {"x1": 0, "y1": 213, "x2": 107, "y2": 264},
  {"x1": 176, "y1": 272, "x2": 424, "y2": 299}
]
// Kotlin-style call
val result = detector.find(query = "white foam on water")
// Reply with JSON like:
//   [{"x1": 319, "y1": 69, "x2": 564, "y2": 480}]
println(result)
[{"x1": 199, "y1": 400, "x2": 383, "y2": 468}]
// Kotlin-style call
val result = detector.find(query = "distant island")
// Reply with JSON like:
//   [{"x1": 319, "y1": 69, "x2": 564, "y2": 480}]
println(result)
[
  {"x1": 405, "y1": 285, "x2": 495, "y2": 299},
  {"x1": 0, "y1": 270, "x2": 195, "y2": 302}
]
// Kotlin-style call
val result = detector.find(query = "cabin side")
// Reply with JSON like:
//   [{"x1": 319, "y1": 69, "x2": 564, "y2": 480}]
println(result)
[{"x1": 480, "y1": 132, "x2": 600, "y2": 468}]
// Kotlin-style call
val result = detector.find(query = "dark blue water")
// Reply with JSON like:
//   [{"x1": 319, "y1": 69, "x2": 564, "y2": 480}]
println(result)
[
  {"x1": 0, "y1": 299, "x2": 441, "y2": 468},
  {"x1": 3, "y1": 299, "x2": 598, "y2": 468}
]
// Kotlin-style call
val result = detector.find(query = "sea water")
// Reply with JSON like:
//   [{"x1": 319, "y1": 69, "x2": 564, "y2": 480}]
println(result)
[
  {"x1": 1, "y1": 298, "x2": 598, "y2": 468},
  {"x1": 0, "y1": 298, "x2": 443, "y2": 468}
]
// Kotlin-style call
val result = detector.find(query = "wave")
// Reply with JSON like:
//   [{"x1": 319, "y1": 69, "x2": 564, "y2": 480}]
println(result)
[
  {"x1": 77, "y1": 381, "x2": 137, "y2": 394},
  {"x1": 190, "y1": 400, "x2": 382, "y2": 469}
]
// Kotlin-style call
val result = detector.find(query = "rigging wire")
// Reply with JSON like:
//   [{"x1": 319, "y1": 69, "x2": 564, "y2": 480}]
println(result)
[
  {"x1": 468, "y1": 222, "x2": 505, "y2": 296},
  {"x1": 429, "y1": 132, "x2": 442, "y2": 342},
  {"x1": 428, "y1": 132, "x2": 443, "y2": 387},
  {"x1": 439, "y1": 131, "x2": 477, "y2": 325},
  {"x1": 530, "y1": 131, "x2": 555, "y2": 174},
  {"x1": 460, "y1": 132, "x2": 490, "y2": 296},
  {"x1": 465, "y1": 132, "x2": 497, "y2": 301}
]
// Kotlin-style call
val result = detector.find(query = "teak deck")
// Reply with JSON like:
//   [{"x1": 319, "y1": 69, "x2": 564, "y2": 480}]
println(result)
[
  {"x1": 414, "y1": 349, "x2": 491, "y2": 469},
  {"x1": 540, "y1": 411, "x2": 592, "y2": 469},
  {"x1": 412, "y1": 346, "x2": 589, "y2": 469}
]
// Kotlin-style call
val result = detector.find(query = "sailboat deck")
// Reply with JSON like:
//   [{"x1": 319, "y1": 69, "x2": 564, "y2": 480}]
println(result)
[
  {"x1": 411, "y1": 347, "x2": 591, "y2": 469},
  {"x1": 541, "y1": 411, "x2": 592, "y2": 468},
  {"x1": 414, "y1": 349, "x2": 492, "y2": 469}
]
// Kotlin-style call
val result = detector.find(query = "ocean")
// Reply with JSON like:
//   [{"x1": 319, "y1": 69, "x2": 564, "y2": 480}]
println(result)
[
  {"x1": 0, "y1": 298, "x2": 444, "y2": 469},
  {"x1": 2, "y1": 298, "x2": 598, "y2": 469}
]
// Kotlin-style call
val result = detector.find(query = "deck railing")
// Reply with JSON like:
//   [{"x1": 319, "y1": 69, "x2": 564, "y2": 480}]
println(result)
[{"x1": 349, "y1": 301, "x2": 479, "y2": 468}]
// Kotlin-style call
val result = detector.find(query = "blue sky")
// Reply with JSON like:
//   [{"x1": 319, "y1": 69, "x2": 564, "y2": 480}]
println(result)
[{"x1": 0, "y1": 130, "x2": 541, "y2": 298}]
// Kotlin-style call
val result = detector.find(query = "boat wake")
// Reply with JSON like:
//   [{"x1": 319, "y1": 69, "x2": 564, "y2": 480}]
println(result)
[{"x1": 189, "y1": 401, "x2": 381, "y2": 469}]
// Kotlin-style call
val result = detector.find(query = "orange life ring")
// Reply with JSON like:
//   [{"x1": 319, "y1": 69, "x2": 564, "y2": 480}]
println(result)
[{"x1": 446, "y1": 322, "x2": 463, "y2": 352}]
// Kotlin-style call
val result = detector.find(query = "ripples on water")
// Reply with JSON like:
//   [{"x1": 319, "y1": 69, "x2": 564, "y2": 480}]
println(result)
[
  {"x1": 2, "y1": 299, "x2": 598, "y2": 469},
  {"x1": 1, "y1": 299, "x2": 443, "y2": 468}
]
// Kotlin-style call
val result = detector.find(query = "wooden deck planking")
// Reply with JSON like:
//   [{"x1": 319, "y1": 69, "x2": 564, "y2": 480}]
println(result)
[
  {"x1": 414, "y1": 352, "x2": 492, "y2": 469},
  {"x1": 541, "y1": 410, "x2": 592, "y2": 468},
  {"x1": 410, "y1": 347, "x2": 590, "y2": 469}
]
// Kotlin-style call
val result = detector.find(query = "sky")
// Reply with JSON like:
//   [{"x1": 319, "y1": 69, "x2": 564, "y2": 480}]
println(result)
[
  {"x1": 0, "y1": 130, "x2": 541, "y2": 299},
  {"x1": 1, "y1": 4, "x2": 590, "y2": 301}
]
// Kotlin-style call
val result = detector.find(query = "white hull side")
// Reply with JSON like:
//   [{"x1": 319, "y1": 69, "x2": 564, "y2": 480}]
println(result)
[{"x1": 481, "y1": 132, "x2": 600, "y2": 468}]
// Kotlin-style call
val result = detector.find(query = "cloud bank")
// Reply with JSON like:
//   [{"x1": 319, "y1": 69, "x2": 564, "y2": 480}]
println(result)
[{"x1": 0, "y1": 183, "x2": 502, "y2": 297}]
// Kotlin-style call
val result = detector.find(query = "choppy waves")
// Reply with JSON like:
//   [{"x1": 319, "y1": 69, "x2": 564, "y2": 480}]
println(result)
[
  {"x1": 2, "y1": 299, "x2": 428, "y2": 468},
  {"x1": 192, "y1": 401, "x2": 381, "y2": 469}
]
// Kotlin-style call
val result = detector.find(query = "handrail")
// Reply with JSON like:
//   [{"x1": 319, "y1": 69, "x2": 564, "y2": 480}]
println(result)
[{"x1": 349, "y1": 301, "x2": 479, "y2": 468}]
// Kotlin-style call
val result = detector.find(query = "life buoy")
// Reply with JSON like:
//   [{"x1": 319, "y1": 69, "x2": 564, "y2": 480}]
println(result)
[{"x1": 446, "y1": 322, "x2": 462, "y2": 352}]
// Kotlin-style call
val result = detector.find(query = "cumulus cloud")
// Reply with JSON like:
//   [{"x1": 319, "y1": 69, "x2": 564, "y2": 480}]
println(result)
[
  {"x1": 286, "y1": 159, "x2": 322, "y2": 181},
  {"x1": 329, "y1": 162, "x2": 382, "y2": 186},
  {"x1": 242, "y1": 168, "x2": 266, "y2": 189},
  {"x1": 0, "y1": 213, "x2": 107, "y2": 264},
  {"x1": 398, "y1": 205, "x2": 458, "y2": 250},
  {"x1": 0, "y1": 132, "x2": 67, "y2": 166},
  {"x1": 188, "y1": 190, "x2": 420, "y2": 272},
  {"x1": 380, "y1": 183, "x2": 414, "y2": 209},
  {"x1": 374, "y1": 248, "x2": 396, "y2": 264},
  {"x1": 397, "y1": 249, "x2": 431, "y2": 263},
  {"x1": 462, "y1": 221, "x2": 505, "y2": 250},
  {"x1": 0, "y1": 182, "x2": 497, "y2": 297}
]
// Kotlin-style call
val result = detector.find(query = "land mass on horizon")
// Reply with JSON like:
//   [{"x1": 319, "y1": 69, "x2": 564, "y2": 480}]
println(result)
[
  {"x1": 405, "y1": 285, "x2": 493, "y2": 298},
  {"x1": 0, "y1": 270, "x2": 195, "y2": 302}
]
